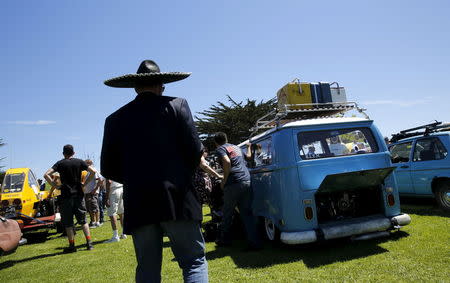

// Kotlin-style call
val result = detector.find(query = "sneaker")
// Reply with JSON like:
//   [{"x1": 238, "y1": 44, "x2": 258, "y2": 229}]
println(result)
[
  {"x1": 105, "y1": 236, "x2": 120, "y2": 243},
  {"x1": 89, "y1": 223, "x2": 97, "y2": 228},
  {"x1": 97, "y1": 222, "x2": 103, "y2": 227},
  {"x1": 63, "y1": 245, "x2": 77, "y2": 253},
  {"x1": 86, "y1": 241, "x2": 94, "y2": 250},
  {"x1": 120, "y1": 234, "x2": 127, "y2": 239}
]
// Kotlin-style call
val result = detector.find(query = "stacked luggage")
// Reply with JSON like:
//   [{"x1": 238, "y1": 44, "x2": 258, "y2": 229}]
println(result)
[{"x1": 276, "y1": 79, "x2": 347, "y2": 110}]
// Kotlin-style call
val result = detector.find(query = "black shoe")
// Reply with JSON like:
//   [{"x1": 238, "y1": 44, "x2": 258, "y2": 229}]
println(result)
[
  {"x1": 86, "y1": 242, "x2": 94, "y2": 250},
  {"x1": 63, "y1": 245, "x2": 77, "y2": 253}
]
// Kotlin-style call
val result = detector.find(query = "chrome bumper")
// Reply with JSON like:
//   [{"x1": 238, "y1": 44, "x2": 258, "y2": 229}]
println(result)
[{"x1": 280, "y1": 213, "x2": 411, "y2": 245}]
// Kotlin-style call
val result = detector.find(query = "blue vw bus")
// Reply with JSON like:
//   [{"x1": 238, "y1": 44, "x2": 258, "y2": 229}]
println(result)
[{"x1": 240, "y1": 115, "x2": 411, "y2": 244}]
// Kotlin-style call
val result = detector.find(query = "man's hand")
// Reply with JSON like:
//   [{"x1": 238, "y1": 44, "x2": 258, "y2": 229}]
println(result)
[{"x1": 106, "y1": 198, "x2": 111, "y2": 208}]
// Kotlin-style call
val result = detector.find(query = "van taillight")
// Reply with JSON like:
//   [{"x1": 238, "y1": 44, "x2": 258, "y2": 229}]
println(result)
[
  {"x1": 387, "y1": 194, "x2": 395, "y2": 206},
  {"x1": 305, "y1": 207, "x2": 314, "y2": 220},
  {"x1": 13, "y1": 199, "x2": 21, "y2": 206}
]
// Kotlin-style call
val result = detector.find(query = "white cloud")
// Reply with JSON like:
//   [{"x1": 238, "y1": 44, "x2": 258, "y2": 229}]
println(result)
[
  {"x1": 7, "y1": 120, "x2": 56, "y2": 125},
  {"x1": 361, "y1": 98, "x2": 431, "y2": 107}
]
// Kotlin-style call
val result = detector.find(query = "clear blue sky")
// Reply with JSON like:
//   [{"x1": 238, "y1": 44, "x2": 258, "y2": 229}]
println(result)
[{"x1": 1, "y1": 0, "x2": 449, "y2": 178}]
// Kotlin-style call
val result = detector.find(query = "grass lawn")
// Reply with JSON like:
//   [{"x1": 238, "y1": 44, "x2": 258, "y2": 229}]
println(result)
[{"x1": 1, "y1": 202, "x2": 449, "y2": 282}]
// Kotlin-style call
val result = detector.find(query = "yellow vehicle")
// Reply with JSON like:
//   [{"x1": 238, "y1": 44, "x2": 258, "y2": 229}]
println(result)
[{"x1": 0, "y1": 168, "x2": 56, "y2": 231}]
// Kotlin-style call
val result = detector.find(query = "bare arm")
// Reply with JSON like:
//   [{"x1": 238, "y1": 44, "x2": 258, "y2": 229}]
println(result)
[
  {"x1": 220, "y1": 155, "x2": 231, "y2": 189},
  {"x1": 199, "y1": 156, "x2": 223, "y2": 179},
  {"x1": 44, "y1": 168, "x2": 57, "y2": 188},
  {"x1": 244, "y1": 143, "x2": 252, "y2": 161}
]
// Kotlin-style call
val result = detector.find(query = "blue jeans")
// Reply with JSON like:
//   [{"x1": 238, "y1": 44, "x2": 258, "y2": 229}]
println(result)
[
  {"x1": 219, "y1": 181, "x2": 261, "y2": 247},
  {"x1": 132, "y1": 220, "x2": 208, "y2": 283}
]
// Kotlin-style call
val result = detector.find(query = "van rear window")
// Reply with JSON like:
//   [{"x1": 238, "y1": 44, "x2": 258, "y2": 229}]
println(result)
[
  {"x1": 1, "y1": 173, "x2": 25, "y2": 193},
  {"x1": 297, "y1": 128, "x2": 379, "y2": 160}
]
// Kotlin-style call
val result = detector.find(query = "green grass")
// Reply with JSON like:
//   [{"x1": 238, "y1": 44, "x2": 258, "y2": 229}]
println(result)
[{"x1": 1, "y1": 203, "x2": 449, "y2": 283}]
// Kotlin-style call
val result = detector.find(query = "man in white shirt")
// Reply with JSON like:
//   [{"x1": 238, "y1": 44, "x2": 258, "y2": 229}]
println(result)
[
  {"x1": 105, "y1": 179, "x2": 125, "y2": 242},
  {"x1": 83, "y1": 160, "x2": 102, "y2": 228},
  {"x1": 329, "y1": 136, "x2": 349, "y2": 156}
]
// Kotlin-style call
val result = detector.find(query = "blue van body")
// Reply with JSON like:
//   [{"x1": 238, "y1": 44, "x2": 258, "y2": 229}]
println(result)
[
  {"x1": 389, "y1": 132, "x2": 450, "y2": 211},
  {"x1": 240, "y1": 117, "x2": 411, "y2": 244}
]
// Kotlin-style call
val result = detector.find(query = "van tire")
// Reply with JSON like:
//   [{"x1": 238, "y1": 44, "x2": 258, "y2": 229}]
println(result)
[
  {"x1": 435, "y1": 181, "x2": 450, "y2": 212},
  {"x1": 264, "y1": 218, "x2": 280, "y2": 242}
]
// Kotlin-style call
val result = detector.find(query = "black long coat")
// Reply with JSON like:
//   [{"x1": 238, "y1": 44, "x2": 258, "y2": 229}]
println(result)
[{"x1": 100, "y1": 92, "x2": 203, "y2": 234}]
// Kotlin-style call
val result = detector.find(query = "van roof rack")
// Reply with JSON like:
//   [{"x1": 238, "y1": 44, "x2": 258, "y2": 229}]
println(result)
[
  {"x1": 249, "y1": 101, "x2": 369, "y2": 137},
  {"x1": 390, "y1": 121, "x2": 450, "y2": 143}
]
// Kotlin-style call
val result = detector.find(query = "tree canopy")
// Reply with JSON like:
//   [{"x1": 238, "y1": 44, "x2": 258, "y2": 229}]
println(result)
[{"x1": 195, "y1": 96, "x2": 276, "y2": 148}]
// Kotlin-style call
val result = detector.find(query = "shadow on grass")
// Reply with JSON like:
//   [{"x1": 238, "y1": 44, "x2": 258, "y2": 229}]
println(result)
[
  {"x1": 400, "y1": 198, "x2": 450, "y2": 217},
  {"x1": 206, "y1": 230, "x2": 409, "y2": 269},
  {"x1": 0, "y1": 251, "x2": 64, "y2": 270}
]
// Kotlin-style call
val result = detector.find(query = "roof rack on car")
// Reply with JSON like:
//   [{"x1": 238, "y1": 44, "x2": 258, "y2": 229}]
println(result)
[
  {"x1": 390, "y1": 121, "x2": 450, "y2": 143},
  {"x1": 249, "y1": 101, "x2": 369, "y2": 137}
]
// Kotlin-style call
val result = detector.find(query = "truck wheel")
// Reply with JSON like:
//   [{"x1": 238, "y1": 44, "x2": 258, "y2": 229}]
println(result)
[
  {"x1": 264, "y1": 218, "x2": 280, "y2": 241},
  {"x1": 435, "y1": 182, "x2": 450, "y2": 212}
]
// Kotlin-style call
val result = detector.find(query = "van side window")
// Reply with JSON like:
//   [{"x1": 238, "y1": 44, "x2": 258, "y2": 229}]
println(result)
[
  {"x1": 413, "y1": 138, "x2": 448, "y2": 162},
  {"x1": 389, "y1": 142, "x2": 412, "y2": 163},
  {"x1": 247, "y1": 138, "x2": 273, "y2": 168}
]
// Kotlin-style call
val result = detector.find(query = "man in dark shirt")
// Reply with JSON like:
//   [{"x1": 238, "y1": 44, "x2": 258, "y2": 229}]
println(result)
[
  {"x1": 214, "y1": 132, "x2": 261, "y2": 250},
  {"x1": 101, "y1": 60, "x2": 207, "y2": 283},
  {"x1": 44, "y1": 144, "x2": 97, "y2": 253}
]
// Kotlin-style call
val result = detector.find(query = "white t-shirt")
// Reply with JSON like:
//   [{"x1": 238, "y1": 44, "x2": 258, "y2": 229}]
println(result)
[
  {"x1": 329, "y1": 143, "x2": 348, "y2": 156},
  {"x1": 84, "y1": 170, "x2": 100, "y2": 194},
  {"x1": 110, "y1": 181, "x2": 123, "y2": 191}
]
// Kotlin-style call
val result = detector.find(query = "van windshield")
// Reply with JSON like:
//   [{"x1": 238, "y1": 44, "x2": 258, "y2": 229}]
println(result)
[
  {"x1": 1, "y1": 173, "x2": 25, "y2": 193},
  {"x1": 298, "y1": 128, "x2": 379, "y2": 160}
]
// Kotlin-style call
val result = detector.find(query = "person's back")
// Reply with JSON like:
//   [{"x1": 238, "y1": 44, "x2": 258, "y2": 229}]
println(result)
[
  {"x1": 54, "y1": 157, "x2": 86, "y2": 198},
  {"x1": 216, "y1": 143, "x2": 250, "y2": 185},
  {"x1": 103, "y1": 94, "x2": 202, "y2": 230},
  {"x1": 101, "y1": 60, "x2": 207, "y2": 283}
]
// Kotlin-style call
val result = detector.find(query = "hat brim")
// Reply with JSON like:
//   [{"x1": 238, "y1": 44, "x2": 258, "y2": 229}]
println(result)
[{"x1": 104, "y1": 72, "x2": 191, "y2": 88}]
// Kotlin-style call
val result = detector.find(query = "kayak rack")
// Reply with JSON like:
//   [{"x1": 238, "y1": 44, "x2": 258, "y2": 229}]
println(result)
[
  {"x1": 390, "y1": 121, "x2": 450, "y2": 143},
  {"x1": 249, "y1": 102, "x2": 369, "y2": 136}
]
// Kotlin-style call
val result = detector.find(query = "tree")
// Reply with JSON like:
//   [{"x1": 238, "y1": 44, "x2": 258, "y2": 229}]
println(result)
[{"x1": 195, "y1": 96, "x2": 276, "y2": 148}]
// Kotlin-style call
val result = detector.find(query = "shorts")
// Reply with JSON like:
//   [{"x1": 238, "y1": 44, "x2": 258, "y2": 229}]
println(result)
[
  {"x1": 84, "y1": 193, "x2": 99, "y2": 213},
  {"x1": 60, "y1": 196, "x2": 87, "y2": 227},
  {"x1": 107, "y1": 188, "x2": 124, "y2": 217}
]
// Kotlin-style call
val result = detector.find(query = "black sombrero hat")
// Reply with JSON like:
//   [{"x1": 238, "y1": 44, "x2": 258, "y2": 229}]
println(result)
[{"x1": 104, "y1": 60, "x2": 191, "y2": 88}]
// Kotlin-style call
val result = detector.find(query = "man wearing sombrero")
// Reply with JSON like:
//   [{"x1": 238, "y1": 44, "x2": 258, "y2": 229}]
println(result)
[{"x1": 101, "y1": 60, "x2": 208, "y2": 283}]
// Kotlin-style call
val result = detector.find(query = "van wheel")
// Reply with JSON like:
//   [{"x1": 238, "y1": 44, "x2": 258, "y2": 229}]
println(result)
[
  {"x1": 264, "y1": 218, "x2": 280, "y2": 241},
  {"x1": 435, "y1": 182, "x2": 450, "y2": 212}
]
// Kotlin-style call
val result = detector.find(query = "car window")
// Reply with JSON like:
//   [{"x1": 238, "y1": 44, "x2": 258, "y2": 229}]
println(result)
[
  {"x1": 1, "y1": 173, "x2": 25, "y2": 193},
  {"x1": 297, "y1": 128, "x2": 378, "y2": 160},
  {"x1": 246, "y1": 137, "x2": 273, "y2": 168},
  {"x1": 413, "y1": 138, "x2": 448, "y2": 162},
  {"x1": 389, "y1": 142, "x2": 412, "y2": 163}
]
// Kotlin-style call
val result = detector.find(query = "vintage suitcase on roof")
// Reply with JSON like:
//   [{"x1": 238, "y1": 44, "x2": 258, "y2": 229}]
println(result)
[
  {"x1": 330, "y1": 82, "x2": 347, "y2": 104},
  {"x1": 310, "y1": 82, "x2": 332, "y2": 107},
  {"x1": 277, "y1": 80, "x2": 312, "y2": 110},
  {"x1": 0, "y1": 217, "x2": 21, "y2": 255}
]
